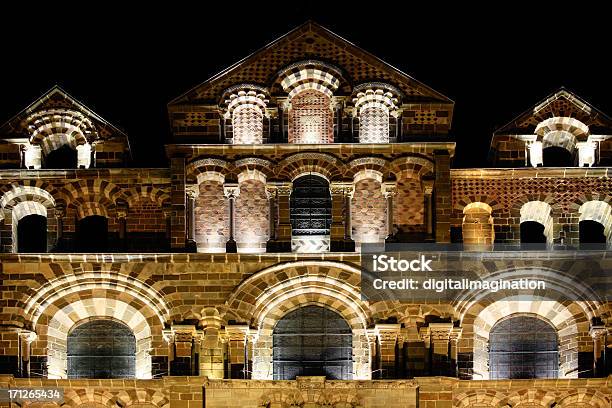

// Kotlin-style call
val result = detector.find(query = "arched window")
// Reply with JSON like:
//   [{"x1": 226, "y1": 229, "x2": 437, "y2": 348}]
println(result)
[
  {"x1": 77, "y1": 215, "x2": 108, "y2": 252},
  {"x1": 44, "y1": 144, "x2": 78, "y2": 169},
  {"x1": 17, "y1": 214, "x2": 47, "y2": 252},
  {"x1": 273, "y1": 305, "x2": 352, "y2": 380},
  {"x1": 288, "y1": 90, "x2": 333, "y2": 144},
  {"x1": 67, "y1": 319, "x2": 136, "y2": 379},
  {"x1": 290, "y1": 175, "x2": 332, "y2": 236},
  {"x1": 543, "y1": 146, "x2": 573, "y2": 167},
  {"x1": 462, "y1": 203, "x2": 494, "y2": 250},
  {"x1": 579, "y1": 220, "x2": 607, "y2": 248},
  {"x1": 489, "y1": 316, "x2": 558, "y2": 379},
  {"x1": 520, "y1": 221, "x2": 547, "y2": 248},
  {"x1": 519, "y1": 201, "x2": 552, "y2": 249}
]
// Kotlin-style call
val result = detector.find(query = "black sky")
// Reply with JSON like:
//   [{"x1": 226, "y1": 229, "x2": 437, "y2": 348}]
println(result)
[{"x1": 0, "y1": 2, "x2": 609, "y2": 168}]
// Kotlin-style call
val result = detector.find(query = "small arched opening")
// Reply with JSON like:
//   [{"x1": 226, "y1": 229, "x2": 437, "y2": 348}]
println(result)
[
  {"x1": 17, "y1": 214, "x2": 47, "y2": 252},
  {"x1": 489, "y1": 315, "x2": 558, "y2": 379},
  {"x1": 67, "y1": 319, "x2": 136, "y2": 379},
  {"x1": 272, "y1": 305, "x2": 353, "y2": 380},
  {"x1": 44, "y1": 144, "x2": 78, "y2": 169},
  {"x1": 579, "y1": 220, "x2": 607, "y2": 248}
]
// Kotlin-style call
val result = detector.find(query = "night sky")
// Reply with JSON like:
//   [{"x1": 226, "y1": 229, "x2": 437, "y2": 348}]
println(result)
[{"x1": 1, "y1": 3, "x2": 609, "y2": 168}]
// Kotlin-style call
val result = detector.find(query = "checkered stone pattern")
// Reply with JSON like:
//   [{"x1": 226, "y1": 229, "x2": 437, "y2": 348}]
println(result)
[
  {"x1": 232, "y1": 104, "x2": 264, "y2": 144},
  {"x1": 26, "y1": 108, "x2": 93, "y2": 154},
  {"x1": 451, "y1": 171, "x2": 612, "y2": 246},
  {"x1": 359, "y1": 106, "x2": 389, "y2": 143},
  {"x1": 351, "y1": 179, "x2": 386, "y2": 243},
  {"x1": 194, "y1": 181, "x2": 228, "y2": 252},
  {"x1": 235, "y1": 179, "x2": 269, "y2": 253},
  {"x1": 288, "y1": 90, "x2": 333, "y2": 144},
  {"x1": 291, "y1": 235, "x2": 330, "y2": 253},
  {"x1": 393, "y1": 178, "x2": 425, "y2": 232}
]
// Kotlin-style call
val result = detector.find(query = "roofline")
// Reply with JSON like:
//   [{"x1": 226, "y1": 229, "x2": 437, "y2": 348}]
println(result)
[
  {"x1": 0, "y1": 84, "x2": 133, "y2": 159},
  {"x1": 168, "y1": 20, "x2": 454, "y2": 106},
  {"x1": 493, "y1": 86, "x2": 612, "y2": 136}
]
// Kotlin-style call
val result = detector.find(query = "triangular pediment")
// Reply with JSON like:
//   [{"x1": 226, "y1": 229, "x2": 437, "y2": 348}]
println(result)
[
  {"x1": 0, "y1": 85, "x2": 129, "y2": 142},
  {"x1": 169, "y1": 21, "x2": 452, "y2": 106},
  {"x1": 494, "y1": 88, "x2": 612, "y2": 135}
]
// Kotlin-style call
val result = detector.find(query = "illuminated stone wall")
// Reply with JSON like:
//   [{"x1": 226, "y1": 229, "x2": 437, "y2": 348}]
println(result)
[
  {"x1": 288, "y1": 89, "x2": 334, "y2": 144},
  {"x1": 451, "y1": 167, "x2": 612, "y2": 247}
]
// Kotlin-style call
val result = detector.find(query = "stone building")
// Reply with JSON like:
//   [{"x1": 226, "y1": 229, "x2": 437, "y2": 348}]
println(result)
[{"x1": 0, "y1": 22, "x2": 610, "y2": 408}]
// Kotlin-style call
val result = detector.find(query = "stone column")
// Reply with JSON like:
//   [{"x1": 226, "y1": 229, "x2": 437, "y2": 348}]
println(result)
[
  {"x1": 449, "y1": 327, "x2": 463, "y2": 378},
  {"x1": 265, "y1": 185, "x2": 278, "y2": 243},
  {"x1": 164, "y1": 326, "x2": 201, "y2": 376},
  {"x1": 429, "y1": 323, "x2": 454, "y2": 376},
  {"x1": 330, "y1": 182, "x2": 354, "y2": 252},
  {"x1": 590, "y1": 326, "x2": 608, "y2": 377},
  {"x1": 186, "y1": 186, "x2": 198, "y2": 246},
  {"x1": 434, "y1": 150, "x2": 451, "y2": 243},
  {"x1": 577, "y1": 140, "x2": 597, "y2": 167},
  {"x1": 18, "y1": 331, "x2": 37, "y2": 378},
  {"x1": 275, "y1": 183, "x2": 292, "y2": 252},
  {"x1": 382, "y1": 182, "x2": 397, "y2": 239},
  {"x1": 199, "y1": 310, "x2": 224, "y2": 379},
  {"x1": 54, "y1": 204, "x2": 65, "y2": 250},
  {"x1": 375, "y1": 324, "x2": 400, "y2": 379},
  {"x1": 225, "y1": 325, "x2": 250, "y2": 379},
  {"x1": 419, "y1": 327, "x2": 431, "y2": 376},
  {"x1": 223, "y1": 184, "x2": 240, "y2": 253},
  {"x1": 399, "y1": 314, "x2": 425, "y2": 378},
  {"x1": 527, "y1": 140, "x2": 543, "y2": 167},
  {"x1": 23, "y1": 144, "x2": 42, "y2": 169}
]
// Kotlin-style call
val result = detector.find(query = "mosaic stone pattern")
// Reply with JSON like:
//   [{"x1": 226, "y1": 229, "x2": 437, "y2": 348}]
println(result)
[
  {"x1": 195, "y1": 181, "x2": 228, "y2": 252},
  {"x1": 235, "y1": 179, "x2": 269, "y2": 252},
  {"x1": 351, "y1": 179, "x2": 386, "y2": 243},
  {"x1": 288, "y1": 90, "x2": 334, "y2": 144}
]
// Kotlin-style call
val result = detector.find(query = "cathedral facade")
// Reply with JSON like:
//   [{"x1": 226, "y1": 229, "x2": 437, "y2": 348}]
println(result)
[{"x1": 0, "y1": 22, "x2": 610, "y2": 408}]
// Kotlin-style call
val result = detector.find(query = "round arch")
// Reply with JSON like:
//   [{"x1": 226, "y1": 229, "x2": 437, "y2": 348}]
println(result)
[
  {"x1": 40, "y1": 297, "x2": 156, "y2": 379},
  {"x1": 226, "y1": 261, "x2": 373, "y2": 380},
  {"x1": 459, "y1": 298, "x2": 590, "y2": 379}
]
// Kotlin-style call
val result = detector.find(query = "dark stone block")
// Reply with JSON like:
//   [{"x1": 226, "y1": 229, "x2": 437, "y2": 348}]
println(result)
[{"x1": 0, "y1": 356, "x2": 18, "y2": 375}]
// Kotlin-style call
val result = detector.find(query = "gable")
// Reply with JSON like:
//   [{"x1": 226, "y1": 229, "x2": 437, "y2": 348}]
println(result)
[
  {"x1": 0, "y1": 85, "x2": 129, "y2": 144},
  {"x1": 169, "y1": 21, "x2": 453, "y2": 106},
  {"x1": 495, "y1": 88, "x2": 612, "y2": 136}
]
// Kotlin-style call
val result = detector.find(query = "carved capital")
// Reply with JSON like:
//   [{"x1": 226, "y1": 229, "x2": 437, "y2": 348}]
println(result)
[
  {"x1": 429, "y1": 323, "x2": 454, "y2": 342},
  {"x1": 274, "y1": 182, "x2": 293, "y2": 196},
  {"x1": 375, "y1": 324, "x2": 401, "y2": 344},
  {"x1": 419, "y1": 327, "x2": 431, "y2": 344},
  {"x1": 162, "y1": 329, "x2": 174, "y2": 344},
  {"x1": 223, "y1": 183, "x2": 240, "y2": 199},
  {"x1": 19, "y1": 330, "x2": 37, "y2": 344},
  {"x1": 422, "y1": 179, "x2": 434, "y2": 195},
  {"x1": 382, "y1": 182, "x2": 397, "y2": 198},
  {"x1": 590, "y1": 326, "x2": 608, "y2": 340},
  {"x1": 329, "y1": 182, "x2": 354, "y2": 198},
  {"x1": 225, "y1": 324, "x2": 250, "y2": 342},
  {"x1": 264, "y1": 184, "x2": 277, "y2": 200},
  {"x1": 186, "y1": 185, "x2": 199, "y2": 199},
  {"x1": 54, "y1": 204, "x2": 66, "y2": 219},
  {"x1": 450, "y1": 327, "x2": 463, "y2": 342}
]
